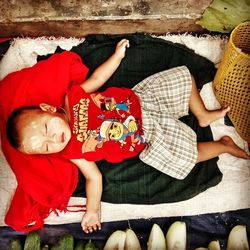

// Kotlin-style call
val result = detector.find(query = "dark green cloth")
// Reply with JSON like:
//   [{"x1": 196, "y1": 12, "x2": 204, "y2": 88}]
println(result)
[
  {"x1": 71, "y1": 34, "x2": 216, "y2": 90},
  {"x1": 41, "y1": 34, "x2": 222, "y2": 204}
]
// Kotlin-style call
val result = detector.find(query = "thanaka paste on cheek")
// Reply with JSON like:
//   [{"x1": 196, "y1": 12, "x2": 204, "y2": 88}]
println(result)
[
  {"x1": 48, "y1": 117, "x2": 63, "y2": 131},
  {"x1": 22, "y1": 136, "x2": 43, "y2": 153}
]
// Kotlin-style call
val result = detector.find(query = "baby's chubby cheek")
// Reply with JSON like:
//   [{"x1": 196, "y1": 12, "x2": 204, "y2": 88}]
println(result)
[
  {"x1": 22, "y1": 136, "x2": 43, "y2": 154},
  {"x1": 48, "y1": 117, "x2": 63, "y2": 130}
]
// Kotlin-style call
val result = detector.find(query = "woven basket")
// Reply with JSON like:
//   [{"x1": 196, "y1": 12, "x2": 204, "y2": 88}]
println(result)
[{"x1": 214, "y1": 21, "x2": 250, "y2": 142}]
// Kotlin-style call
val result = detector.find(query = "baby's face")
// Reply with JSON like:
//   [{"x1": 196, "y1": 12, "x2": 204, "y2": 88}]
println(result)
[{"x1": 19, "y1": 110, "x2": 71, "y2": 154}]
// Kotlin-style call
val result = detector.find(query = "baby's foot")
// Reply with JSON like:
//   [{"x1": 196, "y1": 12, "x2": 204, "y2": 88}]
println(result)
[
  {"x1": 220, "y1": 136, "x2": 250, "y2": 159},
  {"x1": 198, "y1": 106, "x2": 230, "y2": 127}
]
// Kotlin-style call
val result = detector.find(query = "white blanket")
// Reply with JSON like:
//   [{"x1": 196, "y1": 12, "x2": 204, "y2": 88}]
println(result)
[{"x1": 0, "y1": 35, "x2": 249, "y2": 227}]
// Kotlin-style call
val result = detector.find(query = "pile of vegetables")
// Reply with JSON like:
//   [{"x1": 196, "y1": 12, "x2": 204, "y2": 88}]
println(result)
[
  {"x1": 10, "y1": 232, "x2": 97, "y2": 250},
  {"x1": 104, "y1": 222, "x2": 249, "y2": 250},
  {"x1": 196, "y1": 0, "x2": 250, "y2": 33},
  {"x1": 10, "y1": 223, "x2": 249, "y2": 250}
]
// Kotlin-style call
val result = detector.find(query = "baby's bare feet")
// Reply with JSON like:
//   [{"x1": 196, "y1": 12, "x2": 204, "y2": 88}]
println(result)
[
  {"x1": 220, "y1": 136, "x2": 250, "y2": 159},
  {"x1": 198, "y1": 106, "x2": 230, "y2": 127}
]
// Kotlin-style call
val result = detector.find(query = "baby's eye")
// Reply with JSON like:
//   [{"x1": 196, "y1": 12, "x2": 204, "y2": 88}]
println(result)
[{"x1": 45, "y1": 124, "x2": 47, "y2": 134}]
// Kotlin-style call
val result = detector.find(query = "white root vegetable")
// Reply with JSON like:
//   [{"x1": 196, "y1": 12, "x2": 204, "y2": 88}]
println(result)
[
  {"x1": 104, "y1": 230, "x2": 126, "y2": 250},
  {"x1": 226, "y1": 225, "x2": 249, "y2": 250},
  {"x1": 165, "y1": 221, "x2": 186, "y2": 250},
  {"x1": 125, "y1": 229, "x2": 141, "y2": 250},
  {"x1": 147, "y1": 224, "x2": 166, "y2": 250},
  {"x1": 208, "y1": 240, "x2": 221, "y2": 250}
]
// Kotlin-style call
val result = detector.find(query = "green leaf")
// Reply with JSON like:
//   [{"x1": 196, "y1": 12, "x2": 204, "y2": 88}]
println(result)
[
  {"x1": 24, "y1": 231, "x2": 41, "y2": 250},
  {"x1": 51, "y1": 234, "x2": 74, "y2": 250},
  {"x1": 10, "y1": 238, "x2": 22, "y2": 250},
  {"x1": 84, "y1": 239, "x2": 98, "y2": 250},
  {"x1": 74, "y1": 240, "x2": 84, "y2": 250},
  {"x1": 196, "y1": 0, "x2": 250, "y2": 33}
]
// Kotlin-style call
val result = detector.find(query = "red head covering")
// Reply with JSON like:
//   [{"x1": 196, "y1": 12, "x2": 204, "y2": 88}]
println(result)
[{"x1": 0, "y1": 51, "x2": 89, "y2": 232}]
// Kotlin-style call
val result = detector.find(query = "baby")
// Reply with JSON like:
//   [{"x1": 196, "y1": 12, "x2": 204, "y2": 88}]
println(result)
[{"x1": 6, "y1": 39, "x2": 250, "y2": 234}]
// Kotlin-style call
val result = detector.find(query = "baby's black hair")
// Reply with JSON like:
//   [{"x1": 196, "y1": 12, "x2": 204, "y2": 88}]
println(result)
[{"x1": 6, "y1": 106, "x2": 40, "y2": 149}]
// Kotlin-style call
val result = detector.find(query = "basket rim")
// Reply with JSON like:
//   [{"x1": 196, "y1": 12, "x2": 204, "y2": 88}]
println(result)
[{"x1": 230, "y1": 21, "x2": 250, "y2": 58}]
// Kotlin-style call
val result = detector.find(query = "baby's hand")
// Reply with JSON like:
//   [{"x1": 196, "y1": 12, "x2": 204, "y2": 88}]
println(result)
[
  {"x1": 115, "y1": 39, "x2": 130, "y2": 59},
  {"x1": 81, "y1": 211, "x2": 101, "y2": 234}
]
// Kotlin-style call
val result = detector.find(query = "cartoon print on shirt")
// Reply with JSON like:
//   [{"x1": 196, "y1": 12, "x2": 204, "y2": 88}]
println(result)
[
  {"x1": 72, "y1": 95, "x2": 143, "y2": 154},
  {"x1": 90, "y1": 93, "x2": 131, "y2": 118},
  {"x1": 72, "y1": 97, "x2": 91, "y2": 142},
  {"x1": 81, "y1": 116, "x2": 144, "y2": 153}
]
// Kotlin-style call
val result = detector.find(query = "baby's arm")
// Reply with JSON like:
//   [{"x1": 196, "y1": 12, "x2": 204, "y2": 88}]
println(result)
[
  {"x1": 70, "y1": 158, "x2": 102, "y2": 234},
  {"x1": 80, "y1": 39, "x2": 129, "y2": 93}
]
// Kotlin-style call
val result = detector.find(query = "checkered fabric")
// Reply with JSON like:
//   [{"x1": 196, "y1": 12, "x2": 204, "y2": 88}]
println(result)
[{"x1": 133, "y1": 66, "x2": 198, "y2": 180}]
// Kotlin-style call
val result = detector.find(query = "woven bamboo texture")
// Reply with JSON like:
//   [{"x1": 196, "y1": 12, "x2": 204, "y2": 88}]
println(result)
[{"x1": 214, "y1": 21, "x2": 250, "y2": 142}]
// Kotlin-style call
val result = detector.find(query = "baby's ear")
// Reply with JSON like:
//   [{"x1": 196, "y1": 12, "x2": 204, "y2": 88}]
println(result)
[{"x1": 39, "y1": 103, "x2": 57, "y2": 113}]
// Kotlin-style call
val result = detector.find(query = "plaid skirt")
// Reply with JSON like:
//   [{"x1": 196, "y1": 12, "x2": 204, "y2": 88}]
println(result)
[{"x1": 133, "y1": 66, "x2": 198, "y2": 180}]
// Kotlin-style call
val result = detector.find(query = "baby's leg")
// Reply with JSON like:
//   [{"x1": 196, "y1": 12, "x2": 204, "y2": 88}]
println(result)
[
  {"x1": 189, "y1": 76, "x2": 230, "y2": 127},
  {"x1": 197, "y1": 136, "x2": 250, "y2": 162}
]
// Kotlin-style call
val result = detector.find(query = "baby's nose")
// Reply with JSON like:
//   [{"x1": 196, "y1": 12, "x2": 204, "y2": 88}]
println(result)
[
  {"x1": 46, "y1": 133, "x2": 57, "y2": 143},
  {"x1": 52, "y1": 133, "x2": 58, "y2": 142}
]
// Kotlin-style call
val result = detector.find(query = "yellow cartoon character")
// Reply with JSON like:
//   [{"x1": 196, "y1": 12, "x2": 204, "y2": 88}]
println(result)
[{"x1": 99, "y1": 116, "x2": 143, "y2": 151}]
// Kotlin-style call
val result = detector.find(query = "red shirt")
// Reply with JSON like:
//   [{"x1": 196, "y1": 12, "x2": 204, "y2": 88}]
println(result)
[{"x1": 61, "y1": 85, "x2": 145, "y2": 162}]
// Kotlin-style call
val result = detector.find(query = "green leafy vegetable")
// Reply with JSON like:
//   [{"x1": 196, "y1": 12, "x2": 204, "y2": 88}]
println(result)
[
  {"x1": 10, "y1": 238, "x2": 22, "y2": 250},
  {"x1": 84, "y1": 239, "x2": 98, "y2": 250},
  {"x1": 75, "y1": 240, "x2": 84, "y2": 250},
  {"x1": 51, "y1": 234, "x2": 74, "y2": 250},
  {"x1": 196, "y1": 0, "x2": 250, "y2": 33},
  {"x1": 24, "y1": 231, "x2": 41, "y2": 250}
]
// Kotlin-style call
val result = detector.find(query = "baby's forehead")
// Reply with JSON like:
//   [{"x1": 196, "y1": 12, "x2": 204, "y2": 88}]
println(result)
[{"x1": 20, "y1": 109, "x2": 44, "y2": 120}]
